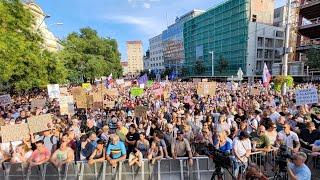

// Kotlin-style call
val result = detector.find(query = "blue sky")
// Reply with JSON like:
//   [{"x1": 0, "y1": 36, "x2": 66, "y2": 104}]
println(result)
[{"x1": 37, "y1": 0, "x2": 286, "y2": 61}]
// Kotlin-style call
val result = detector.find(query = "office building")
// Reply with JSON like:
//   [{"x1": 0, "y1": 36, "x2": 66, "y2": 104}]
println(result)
[
  {"x1": 127, "y1": 41, "x2": 144, "y2": 74},
  {"x1": 296, "y1": 0, "x2": 320, "y2": 61},
  {"x1": 162, "y1": 10, "x2": 205, "y2": 74},
  {"x1": 148, "y1": 34, "x2": 165, "y2": 72},
  {"x1": 183, "y1": 0, "x2": 283, "y2": 76},
  {"x1": 143, "y1": 50, "x2": 151, "y2": 70}
]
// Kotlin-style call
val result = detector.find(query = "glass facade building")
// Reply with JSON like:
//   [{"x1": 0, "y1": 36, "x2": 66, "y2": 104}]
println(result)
[
  {"x1": 183, "y1": 0, "x2": 250, "y2": 76},
  {"x1": 162, "y1": 10, "x2": 204, "y2": 73}
]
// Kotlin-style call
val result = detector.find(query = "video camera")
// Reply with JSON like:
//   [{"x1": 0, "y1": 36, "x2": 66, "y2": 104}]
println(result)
[
  {"x1": 195, "y1": 143, "x2": 232, "y2": 169},
  {"x1": 276, "y1": 144, "x2": 293, "y2": 172}
]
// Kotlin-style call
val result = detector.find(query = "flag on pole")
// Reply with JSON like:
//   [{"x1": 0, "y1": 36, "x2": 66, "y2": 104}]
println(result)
[
  {"x1": 106, "y1": 73, "x2": 113, "y2": 88},
  {"x1": 138, "y1": 74, "x2": 148, "y2": 85},
  {"x1": 262, "y1": 63, "x2": 271, "y2": 87}
]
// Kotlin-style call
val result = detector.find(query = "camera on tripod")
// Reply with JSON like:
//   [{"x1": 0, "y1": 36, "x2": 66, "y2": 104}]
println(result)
[
  {"x1": 195, "y1": 143, "x2": 232, "y2": 169},
  {"x1": 276, "y1": 144, "x2": 293, "y2": 171}
]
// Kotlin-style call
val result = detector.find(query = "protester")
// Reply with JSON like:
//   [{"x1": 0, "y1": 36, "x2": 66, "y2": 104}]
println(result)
[
  {"x1": 106, "y1": 134, "x2": 126, "y2": 168},
  {"x1": 28, "y1": 140, "x2": 51, "y2": 168},
  {"x1": 51, "y1": 142, "x2": 74, "y2": 168},
  {"x1": 287, "y1": 152, "x2": 311, "y2": 180}
]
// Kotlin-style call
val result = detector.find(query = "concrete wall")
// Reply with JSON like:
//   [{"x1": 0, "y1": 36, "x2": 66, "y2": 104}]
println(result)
[{"x1": 250, "y1": 0, "x2": 275, "y2": 25}]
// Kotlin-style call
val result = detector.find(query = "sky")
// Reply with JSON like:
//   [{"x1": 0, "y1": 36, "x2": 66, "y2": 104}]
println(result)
[{"x1": 36, "y1": 0, "x2": 287, "y2": 61}]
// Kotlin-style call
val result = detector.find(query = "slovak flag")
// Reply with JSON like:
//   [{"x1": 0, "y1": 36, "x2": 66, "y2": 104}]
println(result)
[
  {"x1": 262, "y1": 63, "x2": 271, "y2": 87},
  {"x1": 106, "y1": 73, "x2": 113, "y2": 88}
]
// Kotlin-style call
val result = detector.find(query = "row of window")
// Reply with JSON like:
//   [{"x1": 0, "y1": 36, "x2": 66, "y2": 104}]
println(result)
[{"x1": 257, "y1": 37, "x2": 283, "y2": 48}]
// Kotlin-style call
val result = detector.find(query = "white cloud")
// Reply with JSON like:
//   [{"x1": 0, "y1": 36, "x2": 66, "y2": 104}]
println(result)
[
  {"x1": 104, "y1": 15, "x2": 164, "y2": 36},
  {"x1": 143, "y1": 2, "x2": 151, "y2": 9}
]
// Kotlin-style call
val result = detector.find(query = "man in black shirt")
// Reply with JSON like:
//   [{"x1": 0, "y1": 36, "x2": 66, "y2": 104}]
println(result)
[
  {"x1": 126, "y1": 124, "x2": 139, "y2": 157},
  {"x1": 300, "y1": 122, "x2": 320, "y2": 150}
]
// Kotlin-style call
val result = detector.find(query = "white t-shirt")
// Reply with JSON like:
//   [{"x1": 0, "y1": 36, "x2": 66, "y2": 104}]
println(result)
[
  {"x1": 0, "y1": 141, "x2": 22, "y2": 154},
  {"x1": 277, "y1": 131, "x2": 299, "y2": 149},
  {"x1": 233, "y1": 138, "x2": 251, "y2": 163},
  {"x1": 270, "y1": 112, "x2": 281, "y2": 123}
]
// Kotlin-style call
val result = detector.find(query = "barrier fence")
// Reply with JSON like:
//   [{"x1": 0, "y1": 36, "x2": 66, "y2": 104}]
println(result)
[{"x1": 0, "y1": 149, "x2": 319, "y2": 180}]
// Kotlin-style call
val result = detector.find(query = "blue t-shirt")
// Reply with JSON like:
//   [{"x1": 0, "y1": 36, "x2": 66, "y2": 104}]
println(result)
[
  {"x1": 289, "y1": 163, "x2": 311, "y2": 180},
  {"x1": 213, "y1": 140, "x2": 232, "y2": 154},
  {"x1": 106, "y1": 141, "x2": 126, "y2": 159}
]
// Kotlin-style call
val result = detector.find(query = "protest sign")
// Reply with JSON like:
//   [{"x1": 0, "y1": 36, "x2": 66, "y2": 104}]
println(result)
[
  {"x1": 82, "y1": 83, "x2": 92, "y2": 92},
  {"x1": 202, "y1": 79, "x2": 208, "y2": 82},
  {"x1": 124, "y1": 81, "x2": 132, "y2": 87},
  {"x1": 60, "y1": 96, "x2": 75, "y2": 115},
  {"x1": 193, "y1": 78, "x2": 201, "y2": 83},
  {"x1": 0, "y1": 124, "x2": 29, "y2": 143},
  {"x1": 251, "y1": 87, "x2": 260, "y2": 96},
  {"x1": 104, "y1": 101, "x2": 115, "y2": 108},
  {"x1": 147, "y1": 80, "x2": 154, "y2": 87},
  {"x1": 47, "y1": 84, "x2": 60, "y2": 99},
  {"x1": 28, "y1": 114, "x2": 53, "y2": 133},
  {"x1": 71, "y1": 87, "x2": 83, "y2": 96},
  {"x1": 31, "y1": 99, "x2": 46, "y2": 109},
  {"x1": 76, "y1": 95, "x2": 93, "y2": 109},
  {"x1": 116, "y1": 79, "x2": 125, "y2": 85},
  {"x1": 60, "y1": 87, "x2": 68, "y2": 95},
  {"x1": 295, "y1": 88, "x2": 319, "y2": 106},
  {"x1": 130, "y1": 88, "x2": 144, "y2": 97},
  {"x1": 197, "y1": 82, "x2": 217, "y2": 96},
  {"x1": 105, "y1": 88, "x2": 118, "y2": 97},
  {"x1": 134, "y1": 106, "x2": 148, "y2": 117},
  {"x1": 140, "y1": 84, "x2": 145, "y2": 89},
  {"x1": 0, "y1": 94, "x2": 11, "y2": 106}
]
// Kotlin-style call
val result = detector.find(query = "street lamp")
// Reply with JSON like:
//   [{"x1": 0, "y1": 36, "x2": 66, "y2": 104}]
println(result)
[
  {"x1": 37, "y1": 14, "x2": 51, "y2": 30},
  {"x1": 209, "y1": 51, "x2": 214, "y2": 77}
]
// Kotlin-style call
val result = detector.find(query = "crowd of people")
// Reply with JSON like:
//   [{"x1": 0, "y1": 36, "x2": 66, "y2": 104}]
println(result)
[{"x1": 0, "y1": 80, "x2": 319, "y2": 179}]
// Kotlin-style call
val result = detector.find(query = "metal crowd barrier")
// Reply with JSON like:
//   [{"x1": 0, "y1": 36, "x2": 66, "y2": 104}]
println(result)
[{"x1": 0, "y1": 149, "x2": 317, "y2": 180}]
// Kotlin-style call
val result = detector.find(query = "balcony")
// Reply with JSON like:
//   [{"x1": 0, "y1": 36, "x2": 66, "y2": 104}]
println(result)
[
  {"x1": 298, "y1": 17, "x2": 320, "y2": 39},
  {"x1": 300, "y1": 0, "x2": 320, "y2": 19},
  {"x1": 297, "y1": 39, "x2": 320, "y2": 51}
]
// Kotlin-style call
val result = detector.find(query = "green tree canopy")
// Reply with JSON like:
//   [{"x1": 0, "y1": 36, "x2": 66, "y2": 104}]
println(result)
[
  {"x1": 306, "y1": 48, "x2": 320, "y2": 70},
  {"x1": 0, "y1": 0, "x2": 67, "y2": 91},
  {"x1": 60, "y1": 27, "x2": 123, "y2": 83}
]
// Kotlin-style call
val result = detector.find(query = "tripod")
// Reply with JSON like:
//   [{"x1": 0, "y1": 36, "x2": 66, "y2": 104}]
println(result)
[
  {"x1": 210, "y1": 164, "x2": 237, "y2": 180},
  {"x1": 272, "y1": 166, "x2": 288, "y2": 180}
]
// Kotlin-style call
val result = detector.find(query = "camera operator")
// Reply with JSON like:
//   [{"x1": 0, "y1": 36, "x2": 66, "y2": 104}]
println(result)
[
  {"x1": 277, "y1": 123, "x2": 300, "y2": 153},
  {"x1": 287, "y1": 152, "x2": 311, "y2": 180}
]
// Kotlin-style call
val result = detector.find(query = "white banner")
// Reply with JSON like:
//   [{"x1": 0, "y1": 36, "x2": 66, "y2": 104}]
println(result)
[
  {"x1": 0, "y1": 94, "x2": 11, "y2": 106},
  {"x1": 295, "y1": 88, "x2": 319, "y2": 106},
  {"x1": 47, "y1": 84, "x2": 60, "y2": 99}
]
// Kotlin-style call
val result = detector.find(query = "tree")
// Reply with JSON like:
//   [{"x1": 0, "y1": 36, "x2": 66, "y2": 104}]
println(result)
[
  {"x1": 0, "y1": 0, "x2": 66, "y2": 91},
  {"x1": 59, "y1": 27, "x2": 123, "y2": 83},
  {"x1": 217, "y1": 56, "x2": 229, "y2": 75},
  {"x1": 194, "y1": 60, "x2": 205, "y2": 75},
  {"x1": 306, "y1": 48, "x2": 320, "y2": 70}
]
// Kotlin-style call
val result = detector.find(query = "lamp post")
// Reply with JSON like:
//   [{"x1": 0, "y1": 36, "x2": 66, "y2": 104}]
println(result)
[
  {"x1": 37, "y1": 14, "x2": 51, "y2": 30},
  {"x1": 209, "y1": 51, "x2": 214, "y2": 77}
]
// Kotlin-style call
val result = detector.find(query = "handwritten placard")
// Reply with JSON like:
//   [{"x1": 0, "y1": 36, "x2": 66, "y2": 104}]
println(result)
[
  {"x1": 47, "y1": 84, "x2": 60, "y2": 99},
  {"x1": 134, "y1": 106, "x2": 148, "y2": 117},
  {"x1": 31, "y1": 99, "x2": 46, "y2": 109},
  {"x1": 0, "y1": 94, "x2": 11, "y2": 106},
  {"x1": 295, "y1": 88, "x2": 319, "y2": 106},
  {"x1": 0, "y1": 124, "x2": 30, "y2": 143},
  {"x1": 27, "y1": 114, "x2": 53, "y2": 133},
  {"x1": 197, "y1": 82, "x2": 217, "y2": 96}
]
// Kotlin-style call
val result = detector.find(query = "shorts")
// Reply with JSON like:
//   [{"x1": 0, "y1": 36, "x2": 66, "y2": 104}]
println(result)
[{"x1": 233, "y1": 160, "x2": 248, "y2": 177}]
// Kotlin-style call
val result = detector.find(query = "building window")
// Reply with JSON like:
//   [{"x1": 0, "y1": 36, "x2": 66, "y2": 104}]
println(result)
[
  {"x1": 257, "y1": 49, "x2": 263, "y2": 58},
  {"x1": 257, "y1": 37, "x2": 264, "y2": 47},
  {"x1": 265, "y1": 38, "x2": 273, "y2": 48},
  {"x1": 275, "y1": 39, "x2": 283, "y2": 48},
  {"x1": 264, "y1": 50, "x2": 273, "y2": 59},
  {"x1": 256, "y1": 61, "x2": 262, "y2": 71},
  {"x1": 252, "y1": 14, "x2": 257, "y2": 22},
  {"x1": 274, "y1": 49, "x2": 281, "y2": 59},
  {"x1": 275, "y1": 31, "x2": 284, "y2": 37}
]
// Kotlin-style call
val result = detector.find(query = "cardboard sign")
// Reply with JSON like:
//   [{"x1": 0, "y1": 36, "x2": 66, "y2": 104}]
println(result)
[
  {"x1": 47, "y1": 84, "x2": 60, "y2": 99},
  {"x1": 60, "y1": 87, "x2": 68, "y2": 95},
  {"x1": 31, "y1": 99, "x2": 46, "y2": 109},
  {"x1": 193, "y1": 78, "x2": 201, "y2": 83},
  {"x1": 134, "y1": 106, "x2": 148, "y2": 117},
  {"x1": 76, "y1": 95, "x2": 93, "y2": 109},
  {"x1": 202, "y1": 79, "x2": 208, "y2": 82},
  {"x1": 93, "y1": 91, "x2": 104, "y2": 102},
  {"x1": 104, "y1": 101, "x2": 115, "y2": 108},
  {"x1": 105, "y1": 88, "x2": 118, "y2": 97},
  {"x1": 0, "y1": 124, "x2": 30, "y2": 143},
  {"x1": 28, "y1": 114, "x2": 53, "y2": 133},
  {"x1": 251, "y1": 87, "x2": 260, "y2": 96},
  {"x1": 130, "y1": 88, "x2": 144, "y2": 97},
  {"x1": 124, "y1": 81, "x2": 132, "y2": 87},
  {"x1": 295, "y1": 88, "x2": 319, "y2": 106},
  {"x1": 116, "y1": 79, "x2": 125, "y2": 85},
  {"x1": 0, "y1": 94, "x2": 11, "y2": 106},
  {"x1": 197, "y1": 82, "x2": 217, "y2": 96},
  {"x1": 139, "y1": 84, "x2": 145, "y2": 89},
  {"x1": 82, "y1": 83, "x2": 92, "y2": 92},
  {"x1": 71, "y1": 87, "x2": 84, "y2": 96},
  {"x1": 60, "y1": 96, "x2": 75, "y2": 115}
]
